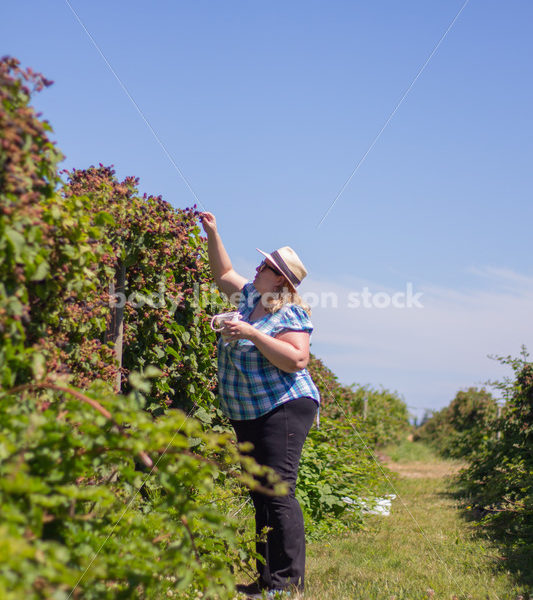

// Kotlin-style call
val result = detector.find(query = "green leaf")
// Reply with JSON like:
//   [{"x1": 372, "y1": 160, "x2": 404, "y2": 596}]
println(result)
[
  {"x1": 129, "y1": 371, "x2": 151, "y2": 393},
  {"x1": 50, "y1": 204, "x2": 62, "y2": 220},
  {"x1": 88, "y1": 226, "x2": 103, "y2": 239},
  {"x1": 153, "y1": 347, "x2": 165, "y2": 359},
  {"x1": 165, "y1": 347, "x2": 180, "y2": 359},
  {"x1": 29, "y1": 260, "x2": 49, "y2": 281},
  {"x1": 194, "y1": 407, "x2": 212, "y2": 425},
  {"x1": 31, "y1": 352, "x2": 47, "y2": 380},
  {"x1": 143, "y1": 366, "x2": 162, "y2": 378},
  {"x1": 94, "y1": 211, "x2": 116, "y2": 226},
  {"x1": 4, "y1": 227, "x2": 25, "y2": 260}
]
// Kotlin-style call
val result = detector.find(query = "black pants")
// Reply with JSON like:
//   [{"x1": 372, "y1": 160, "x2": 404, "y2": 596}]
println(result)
[{"x1": 230, "y1": 397, "x2": 318, "y2": 591}]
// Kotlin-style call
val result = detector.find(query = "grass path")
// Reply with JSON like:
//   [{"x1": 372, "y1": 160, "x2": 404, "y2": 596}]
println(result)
[{"x1": 304, "y1": 442, "x2": 529, "y2": 600}]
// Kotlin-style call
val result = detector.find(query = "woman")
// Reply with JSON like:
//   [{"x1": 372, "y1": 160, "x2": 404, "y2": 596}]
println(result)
[{"x1": 200, "y1": 212, "x2": 320, "y2": 598}]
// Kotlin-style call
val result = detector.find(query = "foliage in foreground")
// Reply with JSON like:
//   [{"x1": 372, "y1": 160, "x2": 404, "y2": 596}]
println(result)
[{"x1": 0, "y1": 375, "x2": 283, "y2": 600}]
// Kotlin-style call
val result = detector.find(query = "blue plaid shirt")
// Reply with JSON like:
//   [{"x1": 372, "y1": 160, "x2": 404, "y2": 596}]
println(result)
[{"x1": 217, "y1": 282, "x2": 321, "y2": 420}]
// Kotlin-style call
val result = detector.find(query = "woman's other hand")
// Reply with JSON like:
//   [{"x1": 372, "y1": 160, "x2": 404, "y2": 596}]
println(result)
[
  {"x1": 199, "y1": 212, "x2": 217, "y2": 236},
  {"x1": 222, "y1": 319, "x2": 256, "y2": 342}
]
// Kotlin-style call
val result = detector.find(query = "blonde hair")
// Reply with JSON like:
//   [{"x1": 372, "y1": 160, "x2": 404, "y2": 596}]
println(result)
[{"x1": 262, "y1": 285, "x2": 311, "y2": 316}]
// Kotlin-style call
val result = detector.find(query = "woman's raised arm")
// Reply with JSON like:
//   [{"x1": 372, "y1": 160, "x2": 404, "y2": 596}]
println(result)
[{"x1": 199, "y1": 212, "x2": 247, "y2": 302}]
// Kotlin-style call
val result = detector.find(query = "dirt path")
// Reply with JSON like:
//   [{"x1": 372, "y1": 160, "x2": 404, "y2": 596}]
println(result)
[{"x1": 380, "y1": 453, "x2": 465, "y2": 479}]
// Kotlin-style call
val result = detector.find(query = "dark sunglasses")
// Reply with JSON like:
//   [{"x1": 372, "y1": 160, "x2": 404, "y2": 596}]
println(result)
[{"x1": 258, "y1": 260, "x2": 283, "y2": 277}]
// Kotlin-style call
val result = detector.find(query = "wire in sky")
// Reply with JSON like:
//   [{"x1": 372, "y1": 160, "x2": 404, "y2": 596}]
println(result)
[
  {"x1": 316, "y1": 0, "x2": 471, "y2": 229},
  {"x1": 63, "y1": 0, "x2": 206, "y2": 211}
]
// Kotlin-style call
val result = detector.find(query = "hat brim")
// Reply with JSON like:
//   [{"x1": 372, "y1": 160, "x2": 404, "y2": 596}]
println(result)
[{"x1": 256, "y1": 248, "x2": 298, "y2": 292}]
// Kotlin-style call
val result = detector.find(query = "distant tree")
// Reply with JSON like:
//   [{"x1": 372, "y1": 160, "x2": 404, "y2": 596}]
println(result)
[{"x1": 414, "y1": 387, "x2": 498, "y2": 458}]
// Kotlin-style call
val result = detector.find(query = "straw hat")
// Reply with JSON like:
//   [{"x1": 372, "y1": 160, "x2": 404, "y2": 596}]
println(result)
[{"x1": 256, "y1": 246, "x2": 307, "y2": 291}]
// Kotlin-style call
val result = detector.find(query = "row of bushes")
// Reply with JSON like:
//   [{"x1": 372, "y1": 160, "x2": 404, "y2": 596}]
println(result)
[
  {"x1": 1, "y1": 55, "x2": 257, "y2": 600},
  {"x1": 457, "y1": 351, "x2": 533, "y2": 573},
  {"x1": 1, "y1": 57, "x2": 410, "y2": 598},
  {"x1": 309, "y1": 354, "x2": 411, "y2": 448},
  {"x1": 413, "y1": 350, "x2": 533, "y2": 576},
  {"x1": 414, "y1": 387, "x2": 498, "y2": 459}
]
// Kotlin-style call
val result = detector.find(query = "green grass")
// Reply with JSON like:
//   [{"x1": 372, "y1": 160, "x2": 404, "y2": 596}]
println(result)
[
  {"x1": 303, "y1": 445, "x2": 530, "y2": 600},
  {"x1": 381, "y1": 439, "x2": 442, "y2": 463}
]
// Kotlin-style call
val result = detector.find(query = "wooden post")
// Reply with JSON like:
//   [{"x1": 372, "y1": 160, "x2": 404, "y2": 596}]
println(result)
[
  {"x1": 363, "y1": 396, "x2": 368, "y2": 421},
  {"x1": 106, "y1": 261, "x2": 126, "y2": 393},
  {"x1": 496, "y1": 403, "x2": 502, "y2": 440}
]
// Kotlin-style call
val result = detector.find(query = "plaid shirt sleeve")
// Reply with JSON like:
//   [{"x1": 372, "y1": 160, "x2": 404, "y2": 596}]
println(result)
[{"x1": 273, "y1": 304, "x2": 313, "y2": 335}]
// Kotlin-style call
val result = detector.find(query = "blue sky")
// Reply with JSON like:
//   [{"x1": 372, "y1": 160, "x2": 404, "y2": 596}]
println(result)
[{"x1": 3, "y1": 1, "x2": 532, "y2": 418}]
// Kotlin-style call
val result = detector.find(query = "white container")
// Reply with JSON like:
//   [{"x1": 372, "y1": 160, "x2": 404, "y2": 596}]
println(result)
[{"x1": 210, "y1": 311, "x2": 242, "y2": 345}]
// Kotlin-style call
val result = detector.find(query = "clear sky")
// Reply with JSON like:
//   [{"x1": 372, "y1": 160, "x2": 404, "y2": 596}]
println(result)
[{"x1": 3, "y1": 1, "x2": 532, "y2": 419}]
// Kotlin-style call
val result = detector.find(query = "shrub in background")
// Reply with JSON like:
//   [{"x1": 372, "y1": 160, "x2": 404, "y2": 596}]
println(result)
[
  {"x1": 414, "y1": 387, "x2": 497, "y2": 459},
  {"x1": 456, "y1": 350, "x2": 533, "y2": 570},
  {"x1": 297, "y1": 415, "x2": 390, "y2": 540},
  {"x1": 308, "y1": 355, "x2": 411, "y2": 447}
]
